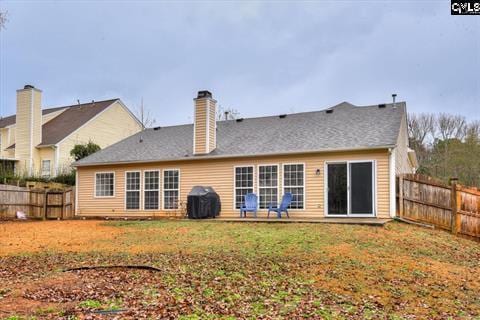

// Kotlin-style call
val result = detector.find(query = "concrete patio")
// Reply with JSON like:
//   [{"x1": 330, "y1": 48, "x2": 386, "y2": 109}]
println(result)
[{"x1": 213, "y1": 217, "x2": 391, "y2": 226}]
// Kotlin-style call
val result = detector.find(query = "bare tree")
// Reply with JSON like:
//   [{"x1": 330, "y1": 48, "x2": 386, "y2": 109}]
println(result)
[
  {"x1": 0, "y1": 10, "x2": 7, "y2": 30},
  {"x1": 216, "y1": 105, "x2": 240, "y2": 121},
  {"x1": 135, "y1": 98, "x2": 156, "y2": 129},
  {"x1": 408, "y1": 111, "x2": 480, "y2": 187},
  {"x1": 436, "y1": 113, "x2": 467, "y2": 141},
  {"x1": 465, "y1": 120, "x2": 480, "y2": 141},
  {"x1": 408, "y1": 113, "x2": 435, "y2": 146}
]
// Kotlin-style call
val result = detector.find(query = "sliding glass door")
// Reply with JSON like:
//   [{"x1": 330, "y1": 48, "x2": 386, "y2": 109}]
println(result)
[
  {"x1": 327, "y1": 163, "x2": 348, "y2": 215},
  {"x1": 326, "y1": 161, "x2": 375, "y2": 217}
]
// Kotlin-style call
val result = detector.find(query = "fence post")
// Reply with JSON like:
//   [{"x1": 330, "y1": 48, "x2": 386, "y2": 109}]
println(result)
[
  {"x1": 43, "y1": 191, "x2": 48, "y2": 221},
  {"x1": 60, "y1": 191, "x2": 65, "y2": 220},
  {"x1": 398, "y1": 174, "x2": 404, "y2": 218},
  {"x1": 449, "y1": 178, "x2": 458, "y2": 234}
]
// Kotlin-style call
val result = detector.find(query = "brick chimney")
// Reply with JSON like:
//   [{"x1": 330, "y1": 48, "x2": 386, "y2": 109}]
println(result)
[
  {"x1": 16, "y1": 85, "x2": 42, "y2": 175},
  {"x1": 193, "y1": 90, "x2": 216, "y2": 155}
]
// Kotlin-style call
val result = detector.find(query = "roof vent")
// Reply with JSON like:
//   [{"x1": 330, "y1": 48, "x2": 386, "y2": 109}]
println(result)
[
  {"x1": 153, "y1": 126, "x2": 161, "y2": 131},
  {"x1": 325, "y1": 109, "x2": 333, "y2": 114},
  {"x1": 197, "y1": 90, "x2": 212, "y2": 99},
  {"x1": 24, "y1": 84, "x2": 35, "y2": 89},
  {"x1": 236, "y1": 118, "x2": 244, "y2": 122},
  {"x1": 279, "y1": 114, "x2": 287, "y2": 119},
  {"x1": 378, "y1": 104, "x2": 386, "y2": 108},
  {"x1": 392, "y1": 93, "x2": 397, "y2": 109}
]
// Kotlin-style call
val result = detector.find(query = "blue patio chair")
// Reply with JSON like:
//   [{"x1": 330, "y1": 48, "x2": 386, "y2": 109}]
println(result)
[
  {"x1": 240, "y1": 193, "x2": 258, "y2": 218},
  {"x1": 268, "y1": 193, "x2": 293, "y2": 218}
]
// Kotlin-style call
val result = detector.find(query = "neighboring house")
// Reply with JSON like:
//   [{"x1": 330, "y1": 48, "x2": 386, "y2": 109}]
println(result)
[
  {"x1": 73, "y1": 90, "x2": 417, "y2": 219},
  {"x1": 0, "y1": 85, "x2": 143, "y2": 177}
]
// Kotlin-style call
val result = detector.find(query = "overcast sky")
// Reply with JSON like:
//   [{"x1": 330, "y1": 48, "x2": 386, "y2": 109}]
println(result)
[{"x1": 0, "y1": 1, "x2": 478, "y2": 126}]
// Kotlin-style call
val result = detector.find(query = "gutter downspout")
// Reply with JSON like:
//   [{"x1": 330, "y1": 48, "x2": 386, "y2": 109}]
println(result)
[{"x1": 389, "y1": 147, "x2": 396, "y2": 218}]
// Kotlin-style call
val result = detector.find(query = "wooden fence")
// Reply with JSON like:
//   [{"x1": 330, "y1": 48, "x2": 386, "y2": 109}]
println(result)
[
  {"x1": 0, "y1": 185, "x2": 75, "y2": 220},
  {"x1": 397, "y1": 174, "x2": 480, "y2": 239}
]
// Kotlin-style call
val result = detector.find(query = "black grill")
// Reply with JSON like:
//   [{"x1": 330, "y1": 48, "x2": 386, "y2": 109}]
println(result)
[{"x1": 187, "y1": 186, "x2": 221, "y2": 219}]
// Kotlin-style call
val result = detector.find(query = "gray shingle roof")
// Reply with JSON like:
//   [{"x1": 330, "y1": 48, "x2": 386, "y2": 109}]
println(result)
[{"x1": 74, "y1": 101, "x2": 406, "y2": 167}]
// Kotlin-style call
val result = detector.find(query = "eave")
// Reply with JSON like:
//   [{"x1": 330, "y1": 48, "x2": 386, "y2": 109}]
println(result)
[{"x1": 73, "y1": 145, "x2": 394, "y2": 168}]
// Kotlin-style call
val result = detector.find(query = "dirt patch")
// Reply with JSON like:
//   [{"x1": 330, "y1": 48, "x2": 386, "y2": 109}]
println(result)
[
  {"x1": 1, "y1": 220, "x2": 479, "y2": 318},
  {"x1": 0, "y1": 221, "x2": 124, "y2": 256}
]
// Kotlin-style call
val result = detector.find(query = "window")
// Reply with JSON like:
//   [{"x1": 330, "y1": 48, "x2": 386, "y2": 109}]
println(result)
[
  {"x1": 234, "y1": 166, "x2": 254, "y2": 209},
  {"x1": 283, "y1": 164, "x2": 304, "y2": 209},
  {"x1": 125, "y1": 171, "x2": 141, "y2": 209},
  {"x1": 95, "y1": 172, "x2": 115, "y2": 197},
  {"x1": 144, "y1": 171, "x2": 160, "y2": 210},
  {"x1": 41, "y1": 160, "x2": 51, "y2": 177},
  {"x1": 163, "y1": 169, "x2": 179, "y2": 210},
  {"x1": 258, "y1": 165, "x2": 278, "y2": 209}
]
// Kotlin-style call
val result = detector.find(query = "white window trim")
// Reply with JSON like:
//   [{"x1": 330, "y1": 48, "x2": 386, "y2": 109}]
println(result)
[
  {"x1": 324, "y1": 160, "x2": 377, "y2": 218},
  {"x1": 94, "y1": 171, "x2": 116, "y2": 198},
  {"x1": 282, "y1": 163, "x2": 306, "y2": 210},
  {"x1": 125, "y1": 171, "x2": 141, "y2": 211},
  {"x1": 162, "y1": 168, "x2": 180, "y2": 211},
  {"x1": 41, "y1": 159, "x2": 51, "y2": 178},
  {"x1": 257, "y1": 164, "x2": 280, "y2": 210},
  {"x1": 233, "y1": 165, "x2": 255, "y2": 210},
  {"x1": 143, "y1": 170, "x2": 161, "y2": 211}
]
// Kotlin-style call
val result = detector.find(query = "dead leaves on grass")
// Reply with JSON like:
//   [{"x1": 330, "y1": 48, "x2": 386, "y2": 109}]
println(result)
[{"x1": 1, "y1": 221, "x2": 480, "y2": 319}]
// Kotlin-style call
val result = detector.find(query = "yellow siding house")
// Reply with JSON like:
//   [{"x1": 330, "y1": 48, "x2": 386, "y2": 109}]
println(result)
[
  {"x1": 74, "y1": 91, "x2": 417, "y2": 220},
  {"x1": 0, "y1": 85, "x2": 143, "y2": 177}
]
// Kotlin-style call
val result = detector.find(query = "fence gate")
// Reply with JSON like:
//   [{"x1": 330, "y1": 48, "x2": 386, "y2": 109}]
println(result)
[{"x1": 0, "y1": 186, "x2": 75, "y2": 220}]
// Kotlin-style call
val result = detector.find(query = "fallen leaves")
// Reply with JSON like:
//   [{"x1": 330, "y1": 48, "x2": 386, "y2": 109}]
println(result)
[{"x1": 0, "y1": 220, "x2": 479, "y2": 319}]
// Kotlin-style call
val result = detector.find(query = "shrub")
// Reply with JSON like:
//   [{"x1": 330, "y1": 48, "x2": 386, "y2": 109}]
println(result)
[
  {"x1": 70, "y1": 141, "x2": 101, "y2": 161},
  {"x1": 50, "y1": 171, "x2": 76, "y2": 186}
]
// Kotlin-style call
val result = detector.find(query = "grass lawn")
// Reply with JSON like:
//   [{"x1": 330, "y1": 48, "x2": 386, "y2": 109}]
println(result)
[{"x1": 0, "y1": 220, "x2": 479, "y2": 319}]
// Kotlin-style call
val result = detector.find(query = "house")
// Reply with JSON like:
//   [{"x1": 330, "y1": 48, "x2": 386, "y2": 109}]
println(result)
[
  {"x1": 0, "y1": 85, "x2": 143, "y2": 177},
  {"x1": 73, "y1": 90, "x2": 417, "y2": 219}
]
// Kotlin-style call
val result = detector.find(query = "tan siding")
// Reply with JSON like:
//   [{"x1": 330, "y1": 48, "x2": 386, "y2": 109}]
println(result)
[
  {"x1": 42, "y1": 109, "x2": 66, "y2": 124},
  {"x1": 0, "y1": 108, "x2": 62, "y2": 160},
  {"x1": 32, "y1": 91, "x2": 42, "y2": 148},
  {"x1": 0, "y1": 128, "x2": 7, "y2": 157},
  {"x1": 395, "y1": 115, "x2": 414, "y2": 174},
  {"x1": 194, "y1": 97, "x2": 216, "y2": 154},
  {"x1": 31, "y1": 90, "x2": 43, "y2": 172},
  {"x1": 77, "y1": 150, "x2": 391, "y2": 219},
  {"x1": 194, "y1": 99, "x2": 207, "y2": 154},
  {"x1": 36, "y1": 147, "x2": 55, "y2": 176},
  {"x1": 7, "y1": 126, "x2": 15, "y2": 146},
  {"x1": 15, "y1": 89, "x2": 35, "y2": 173},
  {"x1": 57, "y1": 101, "x2": 142, "y2": 173},
  {"x1": 208, "y1": 100, "x2": 216, "y2": 150},
  {"x1": 2, "y1": 126, "x2": 15, "y2": 159}
]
